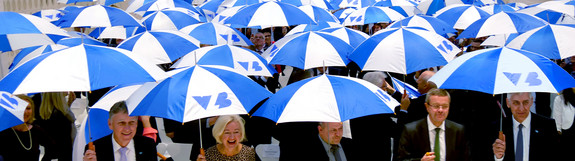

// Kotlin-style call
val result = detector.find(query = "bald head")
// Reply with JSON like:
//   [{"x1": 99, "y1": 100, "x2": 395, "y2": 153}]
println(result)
[{"x1": 416, "y1": 70, "x2": 436, "y2": 94}]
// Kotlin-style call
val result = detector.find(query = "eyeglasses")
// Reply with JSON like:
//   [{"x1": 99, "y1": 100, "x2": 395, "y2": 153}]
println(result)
[{"x1": 427, "y1": 103, "x2": 449, "y2": 110}]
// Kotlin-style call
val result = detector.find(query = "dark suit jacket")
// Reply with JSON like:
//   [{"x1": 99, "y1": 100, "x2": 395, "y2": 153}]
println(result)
[
  {"x1": 280, "y1": 136, "x2": 355, "y2": 161},
  {"x1": 495, "y1": 112, "x2": 558, "y2": 161},
  {"x1": 398, "y1": 119, "x2": 469, "y2": 161},
  {"x1": 85, "y1": 134, "x2": 157, "y2": 161}
]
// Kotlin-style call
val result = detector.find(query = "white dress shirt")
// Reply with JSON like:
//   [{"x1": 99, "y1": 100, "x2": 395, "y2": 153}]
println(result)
[
  {"x1": 427, "y1": 116, "x2": 445, "y2": 161},
  {"x1": 319, "y1": 135, "x2": 347, "y2": 161},
  {"x1": 112, "y1": 136, "x2": 136, "y2": 161},
  {"x1": 496, "y1": 114, "x2": 532, "y2": 161},
  {"x1": 552, "y1": 96, "x2": 575, "y2": 131}
]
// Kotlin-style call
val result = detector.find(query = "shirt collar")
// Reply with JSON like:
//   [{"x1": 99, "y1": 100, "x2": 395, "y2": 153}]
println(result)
[
  {"x1": 112, "y1": 134, "x2": 135, "y2": 153},
  {"x1": 512, "y1": 112, "x2": 532, "y2": 129},
  {"x1": 318, "y1": 134, "x2": 340, "y2": 152},
  {"x1": 427, "y1": 115, "x2": 445, "y2": 132}
]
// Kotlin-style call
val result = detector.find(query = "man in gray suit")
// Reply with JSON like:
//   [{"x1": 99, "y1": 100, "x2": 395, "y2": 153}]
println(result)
[{"x1": 398, "y1": 88, "x2": 469, "y2": 161}]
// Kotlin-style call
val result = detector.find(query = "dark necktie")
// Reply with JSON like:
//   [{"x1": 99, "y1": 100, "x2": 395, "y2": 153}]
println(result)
[
  {"x1": 119, "y1": 147, "x2": 128, "y2": 161},
  {"x1": 516, "y1": 124, "x2": 524, "y2": 161},
  {"x1": 330, "y1": 144, "x2": 342, "y2": 161},
  {"x1": 434, "y1": 128, "x2": 441, "y2": 161}
]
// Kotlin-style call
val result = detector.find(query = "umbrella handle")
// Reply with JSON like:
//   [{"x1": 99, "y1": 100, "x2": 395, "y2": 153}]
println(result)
[
  {"x1": 498, "y1": 131, "x2": 505, "y2": 141},
  {"x1": 157, "y1": 152, "x2": 167, "y2": 160},
  {"x1": 88, "y1": 142, "x2": 95, "y2": 151},
  {"x1": 200, "y1": 148, "x2": 205, "y2": 156}
]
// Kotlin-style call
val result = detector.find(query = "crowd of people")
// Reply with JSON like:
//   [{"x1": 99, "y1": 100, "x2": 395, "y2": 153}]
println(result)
[{"x1": 0, "y1": 21, "x2": 573, "y2": 161}]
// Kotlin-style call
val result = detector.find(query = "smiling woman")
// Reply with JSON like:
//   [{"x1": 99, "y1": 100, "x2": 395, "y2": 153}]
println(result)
[{"x1": 196, "y1": 115, "x2": 255, "y2": 161}]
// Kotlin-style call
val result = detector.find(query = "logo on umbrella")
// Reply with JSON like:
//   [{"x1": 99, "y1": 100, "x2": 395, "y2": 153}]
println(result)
[
  {"x1": 503, "y1": 72, "x2": 542, "y2": 86},
  {"x1": 0, "y1": 93, "x2": 18, "y2": 110},
  {"x1": 238, "y1": 61, "x2": 263, "y2": 72},
  {"x1": 193, "y1": 92, "x2": 233, "y2": 110}
]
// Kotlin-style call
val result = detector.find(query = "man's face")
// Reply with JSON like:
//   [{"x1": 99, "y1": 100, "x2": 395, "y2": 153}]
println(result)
[
  {"x1": 253, "y1": 33, "x2": 265, "y2": 47},
  {"x1": 318, "y1": 122, "x2": 343, "y2": 145},
  {"x1": 263, "y1": 32, "x2": 271, "y2": 45},
  {"x1": 507, "y1": 93, "x2": 532, "y2": 123},
  {"x1": 426, "y1": 95, "x2": 450, "y2": 126},
  {"x1": 108, "y1": 112, "x2": 138, "y2": 146},
  {"x1": 220, "y1": 121, "x2": 242, "y2": 150}
]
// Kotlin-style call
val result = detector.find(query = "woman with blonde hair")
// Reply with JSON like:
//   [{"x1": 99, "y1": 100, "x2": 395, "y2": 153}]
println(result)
[
  {"x1": 197, "y1": 115, "x2": 256, "y2": 161},
  {"x1": 36, "y1": 92, "x2": 76, "y2": 161}
]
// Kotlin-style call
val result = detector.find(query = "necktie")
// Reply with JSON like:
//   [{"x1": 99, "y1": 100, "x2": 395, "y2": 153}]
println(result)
[
  {"x1": 516, "y1": 124, "x2": 524, "y2": 161},
  {"x1": 330, "y1": 144, "x2": 342, "y2": 161},
  {"x1": 119, "y1": 147, "x2": 128, "y2": 161},
  {"x1": 434, "y1": 128, "x2": 441, "y2": 161}
]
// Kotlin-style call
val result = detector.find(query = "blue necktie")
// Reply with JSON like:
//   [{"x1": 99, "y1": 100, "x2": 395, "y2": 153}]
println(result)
[
  {"x1": 119, "y1": 147, "x2": 128, "y2": 161},
  {"x1": 516, "y1": 124, "x2": 524, "y2": 161}
]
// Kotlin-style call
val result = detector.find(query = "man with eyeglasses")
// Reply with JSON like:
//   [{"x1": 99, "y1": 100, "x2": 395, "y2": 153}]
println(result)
[{"x1": 398, "y1": 88, "x2": 469, "y2": 161}]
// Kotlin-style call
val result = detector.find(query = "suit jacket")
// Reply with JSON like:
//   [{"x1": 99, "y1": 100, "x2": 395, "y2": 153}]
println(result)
[
  {"x1": 85, "y1": 134, "x2": 157, "y2": 161},
  {"x1": 496, "y1": 112, "x2": 558, "y2": 161},
  {"x1": 280, "y1": 136, "x2": 355, "y2": 161},
  {"x1": 398, "y1": 119, "x2": 469, "y2": 161}
]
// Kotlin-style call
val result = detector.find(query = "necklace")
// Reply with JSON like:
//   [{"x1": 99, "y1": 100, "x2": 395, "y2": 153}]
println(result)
[{"x1": 11, "y1": 127, "x2": 32, "y2": 150}]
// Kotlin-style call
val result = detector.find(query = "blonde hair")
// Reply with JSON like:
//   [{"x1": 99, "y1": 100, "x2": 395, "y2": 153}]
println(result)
[
  {"x1": 39, "y1": 92, "x2": 70, "y2": 120},
  {"x1": 212, "y1": 115, "x2": 247, "y2": 144},
  {"x1": 16, "y1": 94, "x2": 35, "y2": 124}
]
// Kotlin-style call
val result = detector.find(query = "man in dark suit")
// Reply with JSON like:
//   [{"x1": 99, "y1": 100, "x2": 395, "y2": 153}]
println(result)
[
  {"x1": 83, "y1": 101, "x2": 157, "y2": 161},
  {"x1": 279, "y1": 122, "x2": 355, "y2": 161},
  {"x1": 398, "y1": 89, "x2": 469, "y2": 161},
  {"x1": 492, "y1": 92, "x2": 558, "y2": 161}
]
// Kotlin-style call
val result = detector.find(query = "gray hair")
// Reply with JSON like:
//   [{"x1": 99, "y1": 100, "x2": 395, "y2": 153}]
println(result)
[
  {"x1": 506, "y1": 92, "x2": 534, "y2": 100},
  {"x1": 109, "y1": 101, "x2": 128, "y2": 118},
  {"x1": 362, "y1": 72, "x2": 387, "y2": 87}
]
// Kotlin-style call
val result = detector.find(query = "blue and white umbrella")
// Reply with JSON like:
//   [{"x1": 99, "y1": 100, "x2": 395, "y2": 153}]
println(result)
[
  {"x1": 479, "y1": 4, "x2": 517, "y2": 15},
  {"x1": 416, "y1": 0, "x2": 470, "y2": 15},
  {"x1": 458, "y1": 12, "x2": 548, "y2": 39},
  {"x1": 220, "y1": 0, "x2": 268, "y2": 8},
  {"x1": 332, "y1": 7, "x2": 357, "y2": 23},
  {"x1": 56, "y1": 37, "x2": 107, "y2": 46},
  {"x1": 349, "y1": 27, "x2": 460, "y2": 74},
  {"x1": 32, "y1": 9, "x2": 64, "y2": 22},
  {"x1": 472, "y1": 0, "x2": 504, "y2": 7},
  {"x1": 211, "y1": 6, "x2": 247, "y2": 26},
  {"x1": 0, "y1": 92, "x2": 29, "y2": 132},
  {"x1": 389, "y1": 6, "x2": 422, "y2": 17},
  {"x1": 0, "y1": 12, "x2": 69, "y2": 52},
  {"x1": 372, "y1": 0, "x2": 417, "y2": 7},
  {"x1": 537, "y1": 0, "x2": 575, "y2": 17},
  {"x1": 55, "y1": 4, "x2": 142, "y2": 28},
  {"x1": 141, "y1": 8, "x2": 207, "y2": 31},
  {"x1": 57, "y1": 0, "x2": 95, "y2": 4},
  {"x1": 506, "y1": 24, "x2": 575, "y2": 59},
  {"x1": 285, "y1": 21, "x2": 342, "y2": 36},
  {"x1": 262, "y1": 31, "x2": 353, "y2": 70},
  {"x1": 388, "y1": 15, "x2": 457, "y2": 36},
  {"x1": 252, "y1": 74, "x2": 399, "y2": 123},
  {"x1": 10, "y1": 44, "x2": 68, "y2": 70},
  {"x1": 429, "y1": 47, "x2": 575, "y2": 94},
  {"x1": 434, "y1": 4, "x2": 491, "y2": 29},
  {"x1": 281, "y1": 0, "x2": 335, "y2": 10},
  {"x1": 126, "y1": 0, "x2": 158, "y2": 13},
  {"x1": 342, "y1": 6, "x2": 405, "y2": 26},
  {"x1": 135, "y1": 0, "x2": 204, "y2": 16},
  {"x1": 117, "y1": 30, "x2": 201, "y2": 64},
  {"x1": 89, "y1": 26, "x2": 146, "y2": 39},
  {"x1": 390, "y1": 75, "x2": 421, "y2": 98},
  {"x1": 517, "y1": 6, "x2": 566, "y2": 24},
  {"x1": 224, "y1": 1, "x2": 316, "y2": 28},
  {"x1": 179, "y1": 22, "x2": 252, "y2": 46},
  {"x1": 0, "y1": 44, "x2": 167, "y2": 94},
  {"x1": 127, "y1": 65, "x2": 273, "y2": 123},
  {"x1": 330, "y1": 0, "x2": 376, "y2": 8},
  {"x1": 507, "y1": 2, "x2": 528, "y2": 10},
  {"x1": 97, "y1": 0, "x2": 126, "y2": 6},
  {"x1": 172, "y1": 44, "x2": 276, "y2": 76},
  {"x1": 318, "y1": 26, "x2": 369, "y2": 48},
  {"x1": 298, "y1": 5, "x2": 340, "y2": 23},
  {"x1": 200, "y1": 0, "x2": 226, "y2": 13}
]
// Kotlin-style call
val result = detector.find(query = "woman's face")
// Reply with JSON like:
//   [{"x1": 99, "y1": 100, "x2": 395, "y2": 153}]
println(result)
[
  {"x1": 220, "y1": 121, "x2": 242, "y2": 150},
  {"x1": 23, "y1": 100, "x2": 32, "y2": 123}
]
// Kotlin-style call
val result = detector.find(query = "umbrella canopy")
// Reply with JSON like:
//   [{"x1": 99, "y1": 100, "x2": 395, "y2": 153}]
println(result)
[
  {"x1": 97, "y1": 0, "x2": 126, "y2": 6},
  {"x1": 479, "y1": 4, "x2": 517, "y2": 15},
  {"x1": 141, "y1": 8, "x2": 207, "y2": 31},
  {"x1": 89, "y1": 26, "x2": 146, "y2": 39},
  {"x1": 349, "y1": 27, "x2": 460, "y2": 74},
  {"x1": 387, "y1": 15, "x2": 457, "y2": 36},
  {"x1": 318, "y1": 26, "x2": 369, "y2": 48},
  {"x1": 0, "y1": 44, "x2": 167, "y2": 94},
  {"x1": 179, "y1": 22, "x2": 252, "y2": 46},
  {"x1": 342, "y1": 6, "x2": 405, "y2": 26},
  {"x1": 434, "y1": 4, "x2": 491, "y2": 30},
  {"x1": 224, "y1": 1, "x2": 316, "y2": 28},
  {"x1": 262, "y1": 31, "x2": 353, "y2": 70},
  {"x1": 211, "y1": 6, "x2": 247, "y2": 27},
  {"x1": 32, "y1": 9, "x2": 64, "y2": 22},
  {"x1": 416, "y1": 0, "x2": 469, "y2": 15},
  {"x1": 372, "y1": 0, "x2": 417, "y2": 7},
  {"x1": 56, "y1": 37, "x2": 107, "y2": 46},
  {"x1": 0, "y1": 92, "x2": 29, "y2": 131},
  {"x1": 506, "y1": 24, "x2": 575, "y2": 59},
  {"x1": 55, "y1": 4, "x2": 142, "y2": 28},
  {"x1": 332, "y1": 7, "x2": 357, "y2": 23},
  {"x1": 57, "y1": 0, "x2": 95, "y2": 4},
  {"x1": 298, "y1": 5, "x2": 340, "y2": 23},
  {"x1": 537, "y1": 0, "x2": 575, "y2": 17},
  {"x1": 252, "y1": 74, "x2": 399, "y2": 123},
  {"x1": 390, "y1": 75, "x2": 421, "y2": 99},
  {"x1": 9, "y1": 44, "x2": 68, "y2": 70},
  {"x1": 458, "y1": 12, "x2": 548, "y2": 39},
  {"x1": 429, "y1": 47, "x2": 575, "y2": 94},
  {"x1": 281, "y1": 0, "x2": 335, "y2": 10},
  {"x1": 127, "y1": 65, "x2": 273, "y2": 123},
  {"x1": 517, "y1": 6, "x2": 566, "y2": 24},
  {"x1": 330, "y1": 0, "x2": 376, "y2": 8},
  {"x1": 285, "y1": 21, "x2": 342, "y2": 36},
  {"x1": 117, "y1": 30, "x2": 201, "y2": 64},
  {"x1": 172, "y1": 44, "x2": 277, "y2": 76},
  {"x1": 135, "y1": 0, "x2": 204, "y2": 16},
  {"x1": 0, "y1": 12, "x2": 69, "y2": 52}
]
